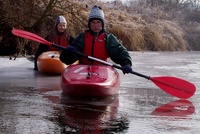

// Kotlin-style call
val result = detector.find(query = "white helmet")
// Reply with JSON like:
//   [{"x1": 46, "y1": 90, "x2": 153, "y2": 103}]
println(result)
[{"x1": 55, "y1": 15, "x2": 67, "y2": 25}]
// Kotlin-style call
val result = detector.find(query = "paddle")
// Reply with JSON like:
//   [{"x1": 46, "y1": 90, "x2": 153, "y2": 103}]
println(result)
[{"x1": 12, "y1": 28, "x2": 196, "y2": 99}]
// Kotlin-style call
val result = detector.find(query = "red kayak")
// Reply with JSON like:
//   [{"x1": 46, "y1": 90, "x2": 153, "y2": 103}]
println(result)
[{"x1": 61, "y1": 64, "x2": 120, "y2": 97}]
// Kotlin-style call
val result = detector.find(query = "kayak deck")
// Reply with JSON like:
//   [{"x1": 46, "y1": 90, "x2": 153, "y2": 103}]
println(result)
[{"x1": 61, "y1": 64, "x2": 120, "y2": 97}]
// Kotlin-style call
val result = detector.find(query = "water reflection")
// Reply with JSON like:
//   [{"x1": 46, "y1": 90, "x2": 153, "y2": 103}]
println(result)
[
  {"x1": 151, "y1": 99, "x2": 195, "y2": 117},
  {"x1": 59, "y1": 95, "x2": 119, "y2": 133},
  {"x1": 39, "y1": 86, "x2": 130, "y2": 133}
]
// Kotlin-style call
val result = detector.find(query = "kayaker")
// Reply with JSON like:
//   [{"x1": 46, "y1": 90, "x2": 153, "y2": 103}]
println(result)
[
  {"x1": 59, "y1": 5, "x2": 132, "y2": 74},
  {"x1": 34, "y1": 15, "x2": 74, "y2": 70}
]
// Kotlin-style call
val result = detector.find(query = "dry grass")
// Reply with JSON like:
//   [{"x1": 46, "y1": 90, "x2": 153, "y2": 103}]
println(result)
[{"x1": 102, "y1": 7, "x2": 187, "y2": 51}]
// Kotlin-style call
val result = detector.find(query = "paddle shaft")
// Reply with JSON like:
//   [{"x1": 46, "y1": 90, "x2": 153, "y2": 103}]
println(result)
[{"x1": 53, "y1": 43, "x2": 195, "y2": 99}]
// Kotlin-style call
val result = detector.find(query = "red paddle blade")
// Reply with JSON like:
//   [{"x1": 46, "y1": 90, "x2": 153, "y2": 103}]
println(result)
[
  {"x1": 150, "y1": 76, "x2": 196, "y2": 99},
  {"x1": 151, "y1": 99, "x2": 195, "y2": 116},
  {"x1": 12, "y1": 29, "x2": 52, "y2": 46}
]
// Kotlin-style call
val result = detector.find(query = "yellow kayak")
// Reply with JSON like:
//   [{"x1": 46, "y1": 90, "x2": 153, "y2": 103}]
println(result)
[{"x1": 37, "y1": 51, "x2": 71, "y2": 75}]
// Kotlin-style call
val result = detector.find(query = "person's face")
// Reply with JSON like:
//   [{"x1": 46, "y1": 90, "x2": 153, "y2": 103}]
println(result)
[
  {"x1": 90, "y1": 19, "x2": 102, "y2": 33},
  {"x1": 57, "y1": 23, "x2": 67, "y2": 33}
]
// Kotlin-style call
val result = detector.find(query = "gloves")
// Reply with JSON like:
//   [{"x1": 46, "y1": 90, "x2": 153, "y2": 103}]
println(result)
[
  {"x1": 122, "y1": 65, "x2": 132, "y2": 74},
  {"x1": 65, "y1": 46, "x2": 76, "y2": 53}
]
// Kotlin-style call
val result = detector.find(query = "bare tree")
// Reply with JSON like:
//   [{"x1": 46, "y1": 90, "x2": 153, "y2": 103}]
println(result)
[{"x1": 0, "y1": 0, "x2": 89, "y2": 55}]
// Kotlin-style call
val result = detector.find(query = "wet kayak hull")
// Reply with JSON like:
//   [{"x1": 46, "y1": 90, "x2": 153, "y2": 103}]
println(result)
[
  {"x1": 37, "y1": 51, "x2": 67, "y2": 75},
  {"x1": 61, "y1": 64, "x2": 120, "y2": 97}
]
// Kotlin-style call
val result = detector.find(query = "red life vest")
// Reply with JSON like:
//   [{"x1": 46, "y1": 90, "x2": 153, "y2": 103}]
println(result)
[
  {"x1": 49, "y1": 33, "x2": 69, "y2": 51},
  {"x1": 80, "y1": 32, "x2": 109, "y2": 65}
]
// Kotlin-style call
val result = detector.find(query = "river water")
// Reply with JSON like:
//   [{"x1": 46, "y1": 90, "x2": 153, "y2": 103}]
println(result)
[{"x1": 0, "y1": 51, "x2": 199, "y2": 134}]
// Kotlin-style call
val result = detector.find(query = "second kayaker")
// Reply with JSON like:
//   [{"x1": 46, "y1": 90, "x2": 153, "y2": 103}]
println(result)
[
  {"x1": 34, "y1": 15, "x2": 74, "y2": 70},
  {"x1": 59, "y1": 5, "x2": 132, "y2": 74}
]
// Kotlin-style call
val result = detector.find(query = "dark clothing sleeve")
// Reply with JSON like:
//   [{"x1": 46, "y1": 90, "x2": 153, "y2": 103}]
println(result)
[
  {"x1": 34, "y1": 43, "x2": 49, "y2": 59},
  {"x1": 106, "y1": 34, "x2": 132, "y2": 67},
  {"x1": 34, "y1": 36, "x2": 50, "y2": 69},
  {"x1": 59, "y1": 50, "x2": 78, "y2": 65},
  {"x1": 60, "y1": 34, "x2": 84, "y2": 65},
  {"x1": 69, "y1": 36, "x2": 74, "y2": 44}
]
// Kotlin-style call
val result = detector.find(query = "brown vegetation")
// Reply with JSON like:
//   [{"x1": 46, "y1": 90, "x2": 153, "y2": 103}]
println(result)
[{"x1": 0, "y1": 0, "x2": 200, "y2": 56}]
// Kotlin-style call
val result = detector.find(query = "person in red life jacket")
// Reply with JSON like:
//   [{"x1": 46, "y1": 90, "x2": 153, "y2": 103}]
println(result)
[
  {"x1": 34, "y1": 15, "x2": 74, "y2": 70},
  {"x1": 59, "y1": 6, "x2": 132, "y2": 74}
]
